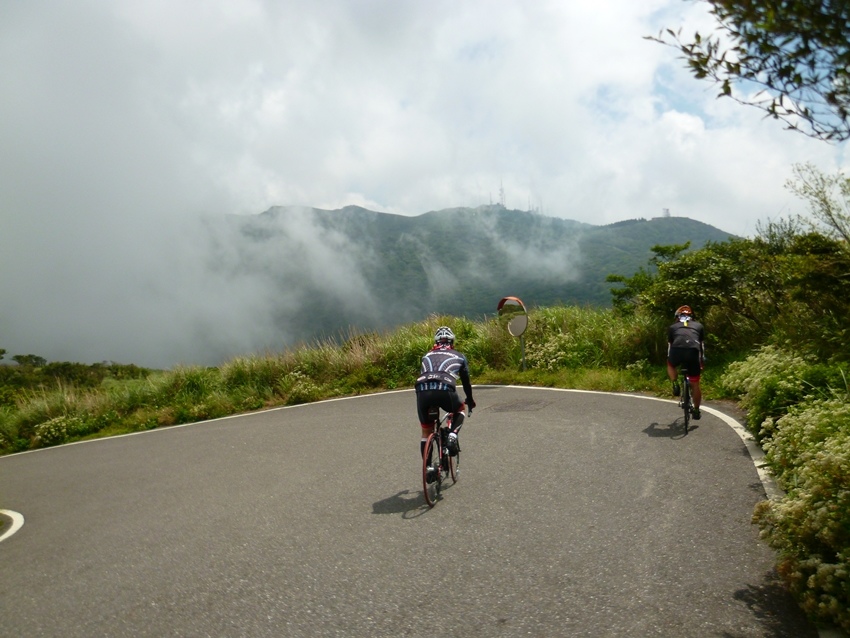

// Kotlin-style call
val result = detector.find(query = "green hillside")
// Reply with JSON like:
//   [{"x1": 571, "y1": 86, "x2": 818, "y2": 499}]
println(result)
[{"x1": 229, "y1": 204, "x2": 732, "y2": 341}]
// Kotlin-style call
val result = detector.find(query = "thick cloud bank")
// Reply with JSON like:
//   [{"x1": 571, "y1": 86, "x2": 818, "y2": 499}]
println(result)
[{"x1": 0, "y1": 0, "x2": 845, "y2": 366}]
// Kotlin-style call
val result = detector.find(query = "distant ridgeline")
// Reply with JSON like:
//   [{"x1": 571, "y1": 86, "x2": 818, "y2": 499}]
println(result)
[{"x1": 216, "y1": 205, "x2": 733, "y2": 342}]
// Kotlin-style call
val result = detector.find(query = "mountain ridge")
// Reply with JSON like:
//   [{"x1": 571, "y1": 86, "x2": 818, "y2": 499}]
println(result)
[{"x1": 211, "y1": 204, "x2": 732, "y2": 345}]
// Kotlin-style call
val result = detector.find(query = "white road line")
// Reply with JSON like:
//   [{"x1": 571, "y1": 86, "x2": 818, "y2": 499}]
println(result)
[{"x1": 0, "y1": 509, "x2": 24, "y2": 543}]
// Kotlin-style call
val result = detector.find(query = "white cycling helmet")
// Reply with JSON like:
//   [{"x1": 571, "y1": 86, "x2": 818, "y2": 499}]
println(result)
[{"x1": 434, "y1": 326, "x2": 455, "y2": 346}]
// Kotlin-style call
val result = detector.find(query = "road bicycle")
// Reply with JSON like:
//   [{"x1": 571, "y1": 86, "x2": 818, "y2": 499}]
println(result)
[
  {"x1": 422, "y1": 405, "x2": 471, "y2": 507},
  {"x1": 678, "y1": 366, "x2": 695, "y2": 434}
]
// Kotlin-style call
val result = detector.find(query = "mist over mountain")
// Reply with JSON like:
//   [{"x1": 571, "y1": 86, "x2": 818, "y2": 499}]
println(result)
[
  {"x1": 198, "y1": 204, "x2": 732, "y2": 354},
  {"x1": 3, "y1": 204, "x2": 732, "y2": 369}
]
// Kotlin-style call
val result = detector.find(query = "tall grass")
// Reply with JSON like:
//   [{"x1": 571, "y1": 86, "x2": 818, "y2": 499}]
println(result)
[
  {"x1": 524, "y1": 306, "x2": 664, "y2": 370},
  {"x1": 0, "y1": 307, "x2": 670, "y2": 453}
]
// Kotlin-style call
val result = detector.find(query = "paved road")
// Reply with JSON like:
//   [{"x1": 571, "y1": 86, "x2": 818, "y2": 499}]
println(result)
[{"x1": 0, "y1": 386, "x2": 819, "y2": 637}]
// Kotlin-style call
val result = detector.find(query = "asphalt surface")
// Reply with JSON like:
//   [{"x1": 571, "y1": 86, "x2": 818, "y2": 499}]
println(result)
[{"x1": 0, "y1": 386, "x2": 821, "y2": 637}]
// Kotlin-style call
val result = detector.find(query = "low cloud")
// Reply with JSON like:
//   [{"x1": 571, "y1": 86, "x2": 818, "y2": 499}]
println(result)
[{"x1": 1, "y1": 0, "x2": 845, "y2": 367}]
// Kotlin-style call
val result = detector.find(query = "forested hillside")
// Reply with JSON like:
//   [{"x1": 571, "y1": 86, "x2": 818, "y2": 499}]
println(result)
[{"x1": 216, "y1": 204, "x2": 731, "y2": 342}]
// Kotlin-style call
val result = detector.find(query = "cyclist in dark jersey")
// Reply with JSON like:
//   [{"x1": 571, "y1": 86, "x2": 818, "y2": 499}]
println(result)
[
  {"x1": 415, "y1": 326, "x2": 476, "y2": 469},
  {"x1": 667, "y1": 305, "x2": 706, "y2": 419}
]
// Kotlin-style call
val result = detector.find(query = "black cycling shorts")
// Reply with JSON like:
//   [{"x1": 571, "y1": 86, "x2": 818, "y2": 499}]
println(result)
[
  {"x1": 668, "y1": 347, "x2": 702, "y2": 380},
  {"x1": 416, "y1": 388, "x2": 463, "y2": 427}
]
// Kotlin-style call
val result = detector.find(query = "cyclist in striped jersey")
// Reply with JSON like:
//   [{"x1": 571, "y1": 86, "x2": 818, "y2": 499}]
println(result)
[{"x1": 415, "y1": 326, "x2": 476, "y2": 464}]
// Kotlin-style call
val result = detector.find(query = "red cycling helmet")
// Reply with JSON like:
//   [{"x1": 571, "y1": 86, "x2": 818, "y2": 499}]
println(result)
[{"x1": 674, "y1": 305, "x2": 693, "y2": 317}]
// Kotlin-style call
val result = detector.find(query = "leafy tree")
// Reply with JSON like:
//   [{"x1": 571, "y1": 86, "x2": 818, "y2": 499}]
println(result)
[
  {"x1": 12, "y1": 354, "x2": 46, "y2": 368},
  {"x1": 631, "y1": 228, "x2": 850, "y2": 359},
  {"x1": 607, "y1": 242, "x2": 690, "y2": 315},
  {"x1": 642, "y1": 239, "x2": 777, "y2": 353},
  {"x1": 777, "y1": 232, "x2": 850, "y2": 356},
  {"x1": 607, "y1": 268, "x2": 656, "y2": 316},
  {"x1": 651, "y1": 0, "x2": 850, "y2": 141},
  {"x1": 785, "y1": 162, "x2": 850, "y2": 243}
]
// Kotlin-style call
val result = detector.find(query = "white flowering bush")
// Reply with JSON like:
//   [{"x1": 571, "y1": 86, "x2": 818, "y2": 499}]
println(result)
[
  {"x1": 33, "y1": 415, "x2": 85, "y2": 447},
  {"x1": 720, "y1": 345, "x2": 845, "y2": 440},
  {"x1": 721, "y1": 345, "x2": 810, "y2": 407},
  {"x1": 277, "y1": 370, "x2": 323, "y2": 405},
  {"x1": 725, "y1": 346, "x2": 850, "y2": 629},
  {"x1": 754, "y1": 397, "x2": 850, "y2": 631},
  {"x1": 762, "y1": 398, "x2": 850, "y2": 482},
  {"x1": 526, "y1": 333, "x2": 603, "y2": 370},
  {"x1": 625, "y1": 358, "x2": 653, "y2": 375}
]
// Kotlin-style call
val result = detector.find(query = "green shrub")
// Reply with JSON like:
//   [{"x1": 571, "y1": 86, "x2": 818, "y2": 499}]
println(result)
[
  {"x1": 194, "y1": 393, "x2": 240, "y2": 420},
  {"x1": 277, "y1": 370, "x2": 323, "y2": 405},
  {"x1": 336, "y1": 365, "x2": 384, "y2": 393},
  {"x1": 31, "y1": 411, "x2": 117, "y2": 447},
  {"x1": 721, "y1": 346, "x2": 849, "y2": 439},
  {"x1": 101, "y1": 377, "x2": 157, "y2": 413},
  {"x1": 0, "y1": 385, "x2": 18, "y2": 408},
  {"x1": 32, "y1": 415, "x2": 77, "y2": 446},
  {"x1": 0, "y1": 407, "x2": 20, "y2": 450},
  {"x1": 754, "y1": 397, "x2": 850, "y2": 631},
  {"x1": 761, "y1": 397, "x2": 850, "y2": 491}
]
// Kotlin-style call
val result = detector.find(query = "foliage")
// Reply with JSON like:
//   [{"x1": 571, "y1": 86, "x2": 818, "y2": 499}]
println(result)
[
  {"x1": 607, "y1": 242, "x2": 691, "y2": 315},
  {"x1": 651, "y1": 0, "x2": 850, "y2": 141},
  {"x1": 524, "y1": 306, "x2": 663, "y2": 370},
  {"x1": 0, "y1": 359, "x2": 152, "y2": 408},
  {"x1": 720, "y1": 345, "x2": 847, "y2": 438},
  {"x1": 611, "y1": 224, "x2": 850, "y2": 361},
  {"x1": 32, "y1": 412, "x2": 121, "y2": 447},
  {"x1": 753, "y1": 397, "x2": 850, "y2": 631},
  {"x1": 720, "y1": 345, "x2": 850, "y2": 630},
  {"x1": 786, "y1": 162, "x2": 850, "y2": 243}
]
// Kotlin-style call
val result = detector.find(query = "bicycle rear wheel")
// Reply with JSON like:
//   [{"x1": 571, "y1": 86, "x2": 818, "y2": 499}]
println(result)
[
  {"x1": 682, "y1": 378, "x2": 691, "y2": 434},
  {"x1": 422, "y1": 433, "x2": 441, "y2": 507}
]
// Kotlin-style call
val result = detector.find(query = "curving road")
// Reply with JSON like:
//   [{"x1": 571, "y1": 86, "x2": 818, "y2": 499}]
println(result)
[{"x1": 0, "y1": 386, "x2": 819, "y2": 637}]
